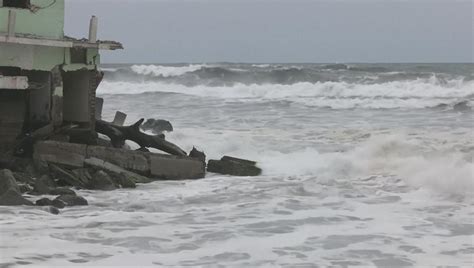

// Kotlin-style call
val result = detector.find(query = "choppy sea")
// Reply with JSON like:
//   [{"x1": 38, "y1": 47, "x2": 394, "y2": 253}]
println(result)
[{"x1": 1, "y1": 63, "x2": 473, "y2": 267}]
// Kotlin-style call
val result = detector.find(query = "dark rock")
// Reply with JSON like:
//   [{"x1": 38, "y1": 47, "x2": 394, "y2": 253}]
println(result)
[
  {"x1": 48, "y1": 206, "x2": 60, "y2": 215},
  {"x1": 207, "y1": 156, "x2": 262, "y2": 176},
  {"x1": 55, "y1": 195, "x2": 88, "y2": 206},
  {"x1": 0, "y1": 169, "x2": 20, "y2": 195},
  {"x1": 0, "y1": 189, "x2": 34, "y2": 206},
  {"x1": 71, "y1": 168, "x2": 93, "y2": 186},
  {"x1": 88, "y1": 170, "x2": 116, "y2": 191},
  {"x1": 51, "y1": 199, "x2": 66, "y2": 209},
  {"x1": 18, "y1": 184, "x2": 33, "y2": 194},
  {"x1": 50, "y1": 164, "x2": 86, "y2": 188},
  {"x1": 113, "y1": 173, "x2": 136, "y2": 189},
  {"x1": 49, "y1": 187, "x2": 76, "y2": 196},
  {"x1": 35, "y1": 197, "x2": 53, "y2": 206},
  {"x1": 189, "y1": 147, "x2": 206, "y2": 163},
  {"x1": 141, "y1": 119, "x2": 174, "y2": 134},
  {"x1": 33, "y1": 157, "x2": 49, "y2": 175},
  {"x1": 12, "y1": 172, "x2": 34, "y2": 184},
  {"x1": 32, "y1": 175, "x2": 55, "y2": 195}
]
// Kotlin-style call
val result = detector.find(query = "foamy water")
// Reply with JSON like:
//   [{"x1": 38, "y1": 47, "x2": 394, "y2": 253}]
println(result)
[{"x1": 1, "y1": 63, "x2": 473, "y2": 267}]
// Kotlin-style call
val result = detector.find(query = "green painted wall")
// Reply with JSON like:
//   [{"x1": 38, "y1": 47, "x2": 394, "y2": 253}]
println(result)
[
  {"x1": 0, "y1": 0, "x2": 102, "y2": 72},
  {"x1": 0, "y1": 43, "x2": 100, "y2": 72},
  {"x1": 0, "y1": 43, "x2": 64, "y2": 71},
  {"x1": 0, "y1": 0, "x2": 65, "y2": 39}
]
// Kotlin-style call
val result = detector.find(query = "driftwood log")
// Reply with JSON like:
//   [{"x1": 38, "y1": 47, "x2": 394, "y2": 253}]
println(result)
[{"x1": 96, "y1": 119, "x2": 187, "y2": 156}]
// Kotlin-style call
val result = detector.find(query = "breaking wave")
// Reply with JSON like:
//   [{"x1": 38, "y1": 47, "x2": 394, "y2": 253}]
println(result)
[
  {"x1": 102, "y1": 63, "x2": 474, "y2": 86},
  {"x1": 131, "y1": 64, "x2": 207, "y2": 78},
  {"x1": 260, "y1": 134, "x2": 474, "y2": 196},
  {"x1": 98, "y1": 77, "x2": 474, "y2": 110}
]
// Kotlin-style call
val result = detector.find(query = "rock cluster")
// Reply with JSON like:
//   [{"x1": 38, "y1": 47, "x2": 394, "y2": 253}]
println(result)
[
  {"x1": 0, "y1": 137, "x2": 262, "y2": 215},
  {"x1": 0, "y1": 155, "x2": 140, "y2": 214}
]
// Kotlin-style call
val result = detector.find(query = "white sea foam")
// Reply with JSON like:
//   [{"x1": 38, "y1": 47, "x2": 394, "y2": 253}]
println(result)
[
  {"x1": 98, "y1": 77, "x2": 474, "y2": 109},
  {"x1": 131, "y1": 64, "x2": 206, "y2": 77},
  {"x1": 250, "y1": 134, "x2": 474, "y2": 196}
]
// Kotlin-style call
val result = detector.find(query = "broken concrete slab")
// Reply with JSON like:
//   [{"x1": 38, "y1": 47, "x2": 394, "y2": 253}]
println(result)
[
  {"x1": 149, "y1": 154, "x2": 205, "y2": 180},
  {"x1": 34, "y1": 141, "x2": 86, "y2": 168},
  {"x1": 207, "y1": 156, "x2": 262, "y2": 177},
  {"x1": 84, "y1": 157, "x2": 151, "y2": 184},
  {"x1": 112, "y1": 111, "x2": 127, "y2": 126},
  {"x1": 86, "y1": 145, "x2": 149, "y2": 173},
  {"x1": 49, "y1": 164, "x2": 87, "y2": 188},
  {"x1": 221, "y1": 156, "x2": 257, "y2": 166}
]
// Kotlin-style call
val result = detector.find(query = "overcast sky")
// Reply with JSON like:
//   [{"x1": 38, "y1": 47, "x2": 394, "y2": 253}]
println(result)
[{"x1": 65, "y1": 0, "x2": 473, "y2": 63}]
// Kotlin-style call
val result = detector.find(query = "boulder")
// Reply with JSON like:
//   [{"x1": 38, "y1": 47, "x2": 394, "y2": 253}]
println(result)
[
  {"x1": 49, "y1": 187, "x2": 76, "y2": 196},
  {"x1": 18, "y1": 184, "x2": 33, "y2": 194},
  {"x1": 51, "y1": 199, "x2": 66, "y2": 209},
  {"x1": 88, "y1": 170, "x2": 116, "y2": 191},
  {"x1": 113, "y1": 173, "x2": 136, "y2": 189},
  {"x1": 32, "y1": 175, "x2": 56, "y2": 195},
  {"x1": 55, "y1": 195, "x2": 88, "y2": 206},
  {"x1": 48, "y1": 206, "x2": 60, "y2": 215},
  {"x1": 0, "y1": 169, "x2": 20, "y2": 195},
  {"x1": 207, "y1": 156, "x2": 262, "y2": 176},
  {"x1": 0, "y1": 189, "x2": 33, "y2": 206},
  {"x1": 71, "y1": 168, "x2": 93, "y2": 186},
  {"x1": 12, "y1": 172, "x2": 35, "y2": 184},
  {"x1": 36, "y1": 197, "x2": 53, "y2": 206}
]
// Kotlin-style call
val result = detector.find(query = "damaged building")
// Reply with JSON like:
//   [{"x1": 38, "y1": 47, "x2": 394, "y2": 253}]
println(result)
[
  {"x1": 0, "y1": 0, "x2": 121, "y2": 152},
  {"x1": 0, "y1": 0, "x2": 258, "y2": 193}
]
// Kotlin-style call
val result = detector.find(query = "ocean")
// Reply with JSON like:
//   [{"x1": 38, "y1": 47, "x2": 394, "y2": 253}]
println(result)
[{"x1": 1, "y1": 63, "x2": 473, "y2": 267}]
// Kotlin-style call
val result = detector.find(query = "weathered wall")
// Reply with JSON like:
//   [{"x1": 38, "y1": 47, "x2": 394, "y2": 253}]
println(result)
[
  {"x1": 0, "y1": 0, "x2": 65, "y2": 39},
  {"x1": 62, "y1": 70, "x2": 92, "y2": 124},
  {"x1": 0, "y1": 90, "x2": 25, "y2": 152},
  {"x1": 0, "y1": 43, "x2": 65, "y2": 71},
  {"x1": 26, "y1": 70, "x2": 51, "y2": 127}
]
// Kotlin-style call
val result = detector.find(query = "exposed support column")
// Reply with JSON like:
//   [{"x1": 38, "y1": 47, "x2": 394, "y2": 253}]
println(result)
[
  {"x1": 88, "y1": 16, "x2": 98, "y2": 43},
  {"x1": 0, "y1": 1, "x2": 4, "y2": 7},
  {"x1": 7, "y1": 10, "x2": 16, "y2": 37}
]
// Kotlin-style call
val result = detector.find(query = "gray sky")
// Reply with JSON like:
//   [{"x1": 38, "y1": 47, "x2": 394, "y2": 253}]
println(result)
[{"x1": 65, "y1": 0, "x2": 473, "y2": 63}]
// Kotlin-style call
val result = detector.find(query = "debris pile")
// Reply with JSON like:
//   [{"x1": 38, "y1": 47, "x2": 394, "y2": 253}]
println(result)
[{"x1": 0, "y1": 113, "x2": 262, "y2": 214}]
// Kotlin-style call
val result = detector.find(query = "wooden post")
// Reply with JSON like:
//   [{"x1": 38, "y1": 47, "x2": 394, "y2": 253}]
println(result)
[
  {"x1": 7, "y1": 10, "x2": 16, "y2": 37},
  {"x1": 88, "y1": 16, "x2": 98, "y2": 43}
]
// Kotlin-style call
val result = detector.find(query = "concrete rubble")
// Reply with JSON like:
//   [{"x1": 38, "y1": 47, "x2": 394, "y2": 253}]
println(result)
[{"x1": 208, "y1": 156, "x2": 262, "y2": 176}]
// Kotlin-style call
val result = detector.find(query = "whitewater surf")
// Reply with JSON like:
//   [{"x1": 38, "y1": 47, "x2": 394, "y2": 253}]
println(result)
[{"x1": 1, "y1": 63, "x2": 473, "y2": 267}]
